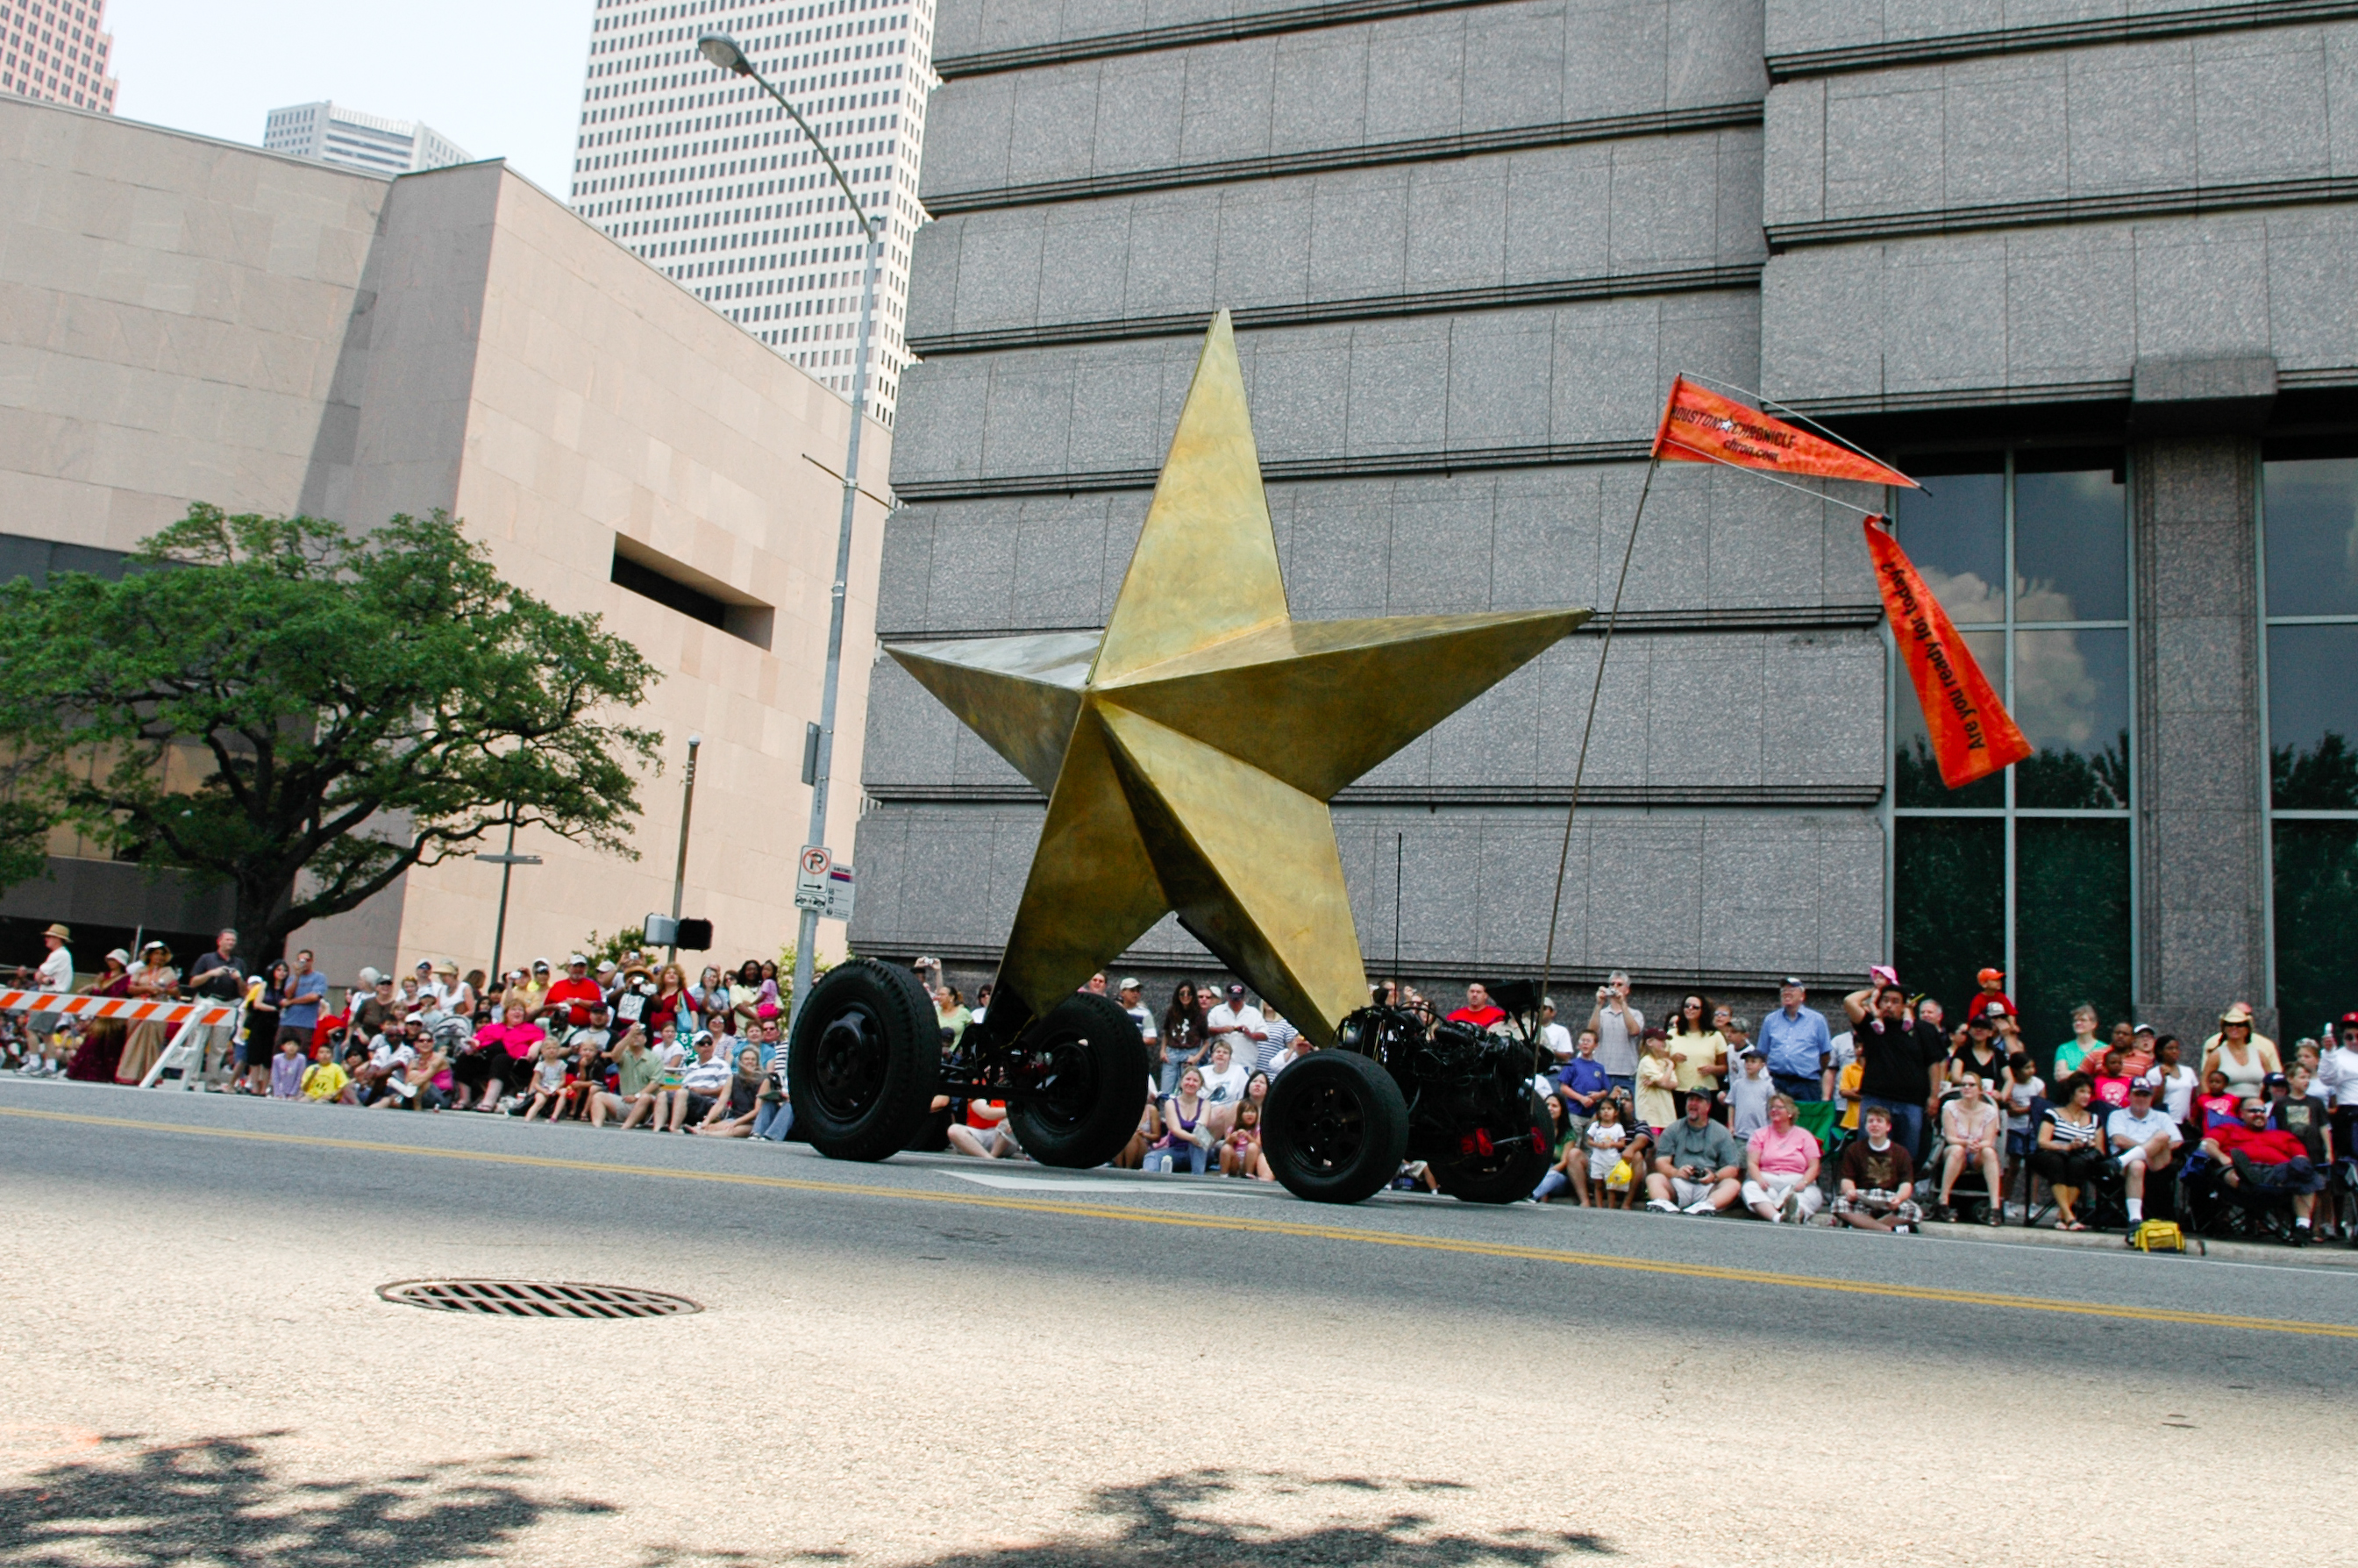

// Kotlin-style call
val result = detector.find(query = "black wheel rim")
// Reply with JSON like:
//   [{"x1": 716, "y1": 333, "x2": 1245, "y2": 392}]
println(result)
[
  {"x1": 1022, "y1": 1030, "x2": 1097, "y2": 1131},
  {"x1": 809, "y1": 1004, "x2": 887, "y2": 1123},
  {"x1": 1281, "y1": 1079, "x2": 1366, "y2": 1174}
]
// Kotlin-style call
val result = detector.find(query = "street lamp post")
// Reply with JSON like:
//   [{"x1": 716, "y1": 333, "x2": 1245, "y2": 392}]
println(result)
[
  {"x1": 668, "y1": 733, "x2": 703, "y2": 964},
  {"x1": 699, "y1": 32, "x2": 882, "y2": 1030}
]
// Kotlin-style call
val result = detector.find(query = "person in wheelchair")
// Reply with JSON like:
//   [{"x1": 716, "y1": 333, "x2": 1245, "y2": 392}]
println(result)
[
  {"x1": 2106, "y1": 1079, "x2": 2183, "y2": 1228},
  {"x1": 2198, "y1": 1095, "x2": 2326, "y2": 1244}
]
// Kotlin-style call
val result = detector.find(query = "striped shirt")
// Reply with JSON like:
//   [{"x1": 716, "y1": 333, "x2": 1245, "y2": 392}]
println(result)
[{"x1": 2042, "y1": 1108, "x2": 2102, "y2": 1147}]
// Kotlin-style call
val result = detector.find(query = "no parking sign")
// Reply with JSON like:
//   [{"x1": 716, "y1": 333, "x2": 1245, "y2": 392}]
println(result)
[{"x1": 795, "y1": 845, "x2": 855, "y2": 920}]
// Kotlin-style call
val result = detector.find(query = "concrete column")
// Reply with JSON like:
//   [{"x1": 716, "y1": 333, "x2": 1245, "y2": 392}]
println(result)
[{"x1": 2132, "y1": 436, "x2": 2271, "y2": 1041}]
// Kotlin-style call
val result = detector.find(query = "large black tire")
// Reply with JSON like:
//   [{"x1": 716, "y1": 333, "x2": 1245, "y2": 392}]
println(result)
[
  {"x1": 1431, "y1": 1090, "x2": 1555, "y2": 1205},
  {"x1": 1006, "y1": 992, "x2": 1151, "y2": 1169},
  {"x1": 1263, "y1": 1050, "x2": 1410, "y2": 1205},
  {"x1": 787, "y1": 958, "x2": 938, "y2": 1162}
]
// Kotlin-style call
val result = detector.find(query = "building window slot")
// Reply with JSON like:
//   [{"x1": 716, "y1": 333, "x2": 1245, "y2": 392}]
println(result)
[{"x1": 610, "y1": 536, "x2": 773, "y2": 649}]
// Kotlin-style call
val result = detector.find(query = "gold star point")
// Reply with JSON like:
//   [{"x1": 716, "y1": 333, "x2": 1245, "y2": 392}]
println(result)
[{"x1": 888, "y1": 312, "x2": 1590, "y2": 1044}]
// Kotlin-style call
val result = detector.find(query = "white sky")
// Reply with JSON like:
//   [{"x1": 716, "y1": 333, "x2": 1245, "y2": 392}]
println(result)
[{"x1": 106, "y1": 0, "x2": 593, "y2": 196}]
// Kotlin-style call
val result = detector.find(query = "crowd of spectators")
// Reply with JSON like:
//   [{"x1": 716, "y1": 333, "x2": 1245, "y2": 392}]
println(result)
[
  {"x1": 7, "y1": 926, "x2": 794, "y2": 1140},
  {"x1": 9, "y1": 923, "x2": 2354, "y2": 1244},
  {"x1": 1518, "y1": 968, "x2": 2352, "y2": 1247}
]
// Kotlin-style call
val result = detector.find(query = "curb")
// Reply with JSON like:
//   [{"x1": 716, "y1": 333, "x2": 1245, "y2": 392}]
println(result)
[{"x1": 1913, "y1": 1215, "x2": 2358, "y2": 1269}]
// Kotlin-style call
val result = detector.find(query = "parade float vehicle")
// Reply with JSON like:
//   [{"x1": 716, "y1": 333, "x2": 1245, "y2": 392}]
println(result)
[{"x1": 787, "y1": 312, "x2": 1583, "y2": 1204}]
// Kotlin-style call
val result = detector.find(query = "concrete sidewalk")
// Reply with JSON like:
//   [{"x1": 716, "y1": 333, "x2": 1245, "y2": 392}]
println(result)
[{"x1": 1910, "y1": 1214, "x2": 2358, "y2": 1269}]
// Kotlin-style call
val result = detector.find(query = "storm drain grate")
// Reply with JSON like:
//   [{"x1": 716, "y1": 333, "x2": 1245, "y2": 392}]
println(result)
[{"x1": 377, "y1": 1279, "x2": 702, "y2": 1319}]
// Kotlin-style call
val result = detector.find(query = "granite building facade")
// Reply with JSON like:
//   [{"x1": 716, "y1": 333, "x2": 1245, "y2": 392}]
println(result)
[{"x1": 859, "y1": 0, "x2": 2358, "y2": 1053}]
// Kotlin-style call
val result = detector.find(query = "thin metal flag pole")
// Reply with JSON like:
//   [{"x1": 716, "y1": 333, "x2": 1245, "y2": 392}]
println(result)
[
  {"x1": 1392, "y1": 830, "x2": 1404, "y2": 999},
  {"x1": 1535, "y1": 457, "x2": 1659, "y2": 1010}
]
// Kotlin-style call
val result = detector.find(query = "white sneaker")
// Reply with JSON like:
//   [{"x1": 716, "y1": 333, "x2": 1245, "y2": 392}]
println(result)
[
  {"x1": 1644, "y1": 1198, "x2": 1678, "y2": 1214},
  {"x1": 1780, "y1": 1191, "x2": 1805, "y2": 1225},
  {"x1": 1683, "y1": 1201, "x2": 1716, "y2": 1215}
]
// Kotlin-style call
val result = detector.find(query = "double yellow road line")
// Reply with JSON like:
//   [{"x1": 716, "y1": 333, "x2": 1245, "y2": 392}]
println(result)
[{"x1": 8, "y1": 1104, "x2": 2354, "y2": 1339}]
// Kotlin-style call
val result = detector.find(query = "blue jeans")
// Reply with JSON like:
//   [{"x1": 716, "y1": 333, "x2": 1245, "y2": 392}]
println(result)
[
  {"x1": 753, "y1": 1101, "x2": 794, "y2": 1141},
  {"x1": 1772, "y1": 1073, "x2": 1824, "y2": 1103},
  {"x1": 1144, "y1": 1141, "x2": 1206, "y2": 1174},
  {"x1": 1861, "y1": 1094, "x2": 1925, "y2": 1164}
]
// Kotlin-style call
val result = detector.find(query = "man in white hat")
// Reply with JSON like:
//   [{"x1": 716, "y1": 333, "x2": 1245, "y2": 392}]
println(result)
[
  {"x1": 21, "y1": 923, "x2": 74, "y2": 1072},
  {"x1": 32, "y1": 923, "x2": 74, "y2": 994}
]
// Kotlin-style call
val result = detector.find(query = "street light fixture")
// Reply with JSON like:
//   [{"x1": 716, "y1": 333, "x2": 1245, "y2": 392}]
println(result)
[{"x1": 699, "y1": 32, "x2": 885, "y2": 1030}]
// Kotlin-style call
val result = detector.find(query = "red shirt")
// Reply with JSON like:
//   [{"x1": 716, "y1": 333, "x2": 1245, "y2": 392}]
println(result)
[
  {"x1": 543, "y1": 977, "x2": 604, "y2": 1028},
  {"x1": 1448, "y1": 1006, "x2": 1506, "y2": 1029},
  {"x1": 2210, "y1": 1123, "x2": 2306, "y2": 1165}
]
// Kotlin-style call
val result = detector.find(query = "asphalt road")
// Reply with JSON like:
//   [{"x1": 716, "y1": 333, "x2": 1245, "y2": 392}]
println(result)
[{"x1": 2, "y1": 1078, "x2": 2352, "y2": 1568}]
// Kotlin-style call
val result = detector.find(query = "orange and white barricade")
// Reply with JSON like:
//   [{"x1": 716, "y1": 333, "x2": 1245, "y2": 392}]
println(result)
[{"x1": 0, "y1": 988, "x2": 244, "y2": 1088}]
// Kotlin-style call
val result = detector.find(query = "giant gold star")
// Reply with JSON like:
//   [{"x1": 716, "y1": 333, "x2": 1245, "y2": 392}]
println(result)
[{"x1": 887, "y1": 313, "x2": 1590, "y2": 1045}]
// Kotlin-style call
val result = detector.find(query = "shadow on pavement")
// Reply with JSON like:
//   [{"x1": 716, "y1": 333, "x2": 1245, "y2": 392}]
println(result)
[
  {"x1": 0, "y1": 1431, "x2": 611, "y2": 1566},
  {"x1": 637, "y1": 1469, "x2": 1608, "y2": 1566}
]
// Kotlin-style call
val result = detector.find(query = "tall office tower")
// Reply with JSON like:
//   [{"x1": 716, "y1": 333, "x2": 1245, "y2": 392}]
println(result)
[
  {"x1": 572, "y1": 0, "x2": 933, "y2": 421},
  {"x1": 865, "y1": 0, "x2": 2358, "y2": 1044},
  {"x1": 0, "y1": 0, "x2": 115, "y2": 113},
  {"x1": 262, "y1": 102, "x2": 471, "y2": 175}
]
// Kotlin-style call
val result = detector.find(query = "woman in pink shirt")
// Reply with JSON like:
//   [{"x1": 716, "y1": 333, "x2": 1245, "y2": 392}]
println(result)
[
  {"x1": 1742, "y1": 1094, "x2": 1825, "y2": 1223},
  {"x1": 468, "y1": 998, "x2": 546, "y2": 1112}
]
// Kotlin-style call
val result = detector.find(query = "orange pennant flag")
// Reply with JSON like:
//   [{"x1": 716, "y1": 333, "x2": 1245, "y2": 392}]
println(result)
[
  {"x1": 1653, "y1": 376, "x2": 1917, "y2": 489},
  {"x1": 1866, "y1": 518, "x2": 2032, "y2": 790}
]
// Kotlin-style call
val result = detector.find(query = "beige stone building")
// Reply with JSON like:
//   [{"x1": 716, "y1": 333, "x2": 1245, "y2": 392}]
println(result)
[{"x1": 0, "y1": 96, "x2": 887, "y2": 985}]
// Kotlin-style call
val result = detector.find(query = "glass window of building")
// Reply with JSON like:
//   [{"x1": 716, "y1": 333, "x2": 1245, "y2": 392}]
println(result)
[
  {"x1": 2262, "y1": 439, "x2": 2358, "y2": 1039},
  {"x1": 1890, "y1": 450, "x2": 2132, "y2": 1064}
]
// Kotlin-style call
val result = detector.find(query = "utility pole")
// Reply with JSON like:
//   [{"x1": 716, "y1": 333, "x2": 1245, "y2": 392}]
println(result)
[
  {"x1": 668, "y1": 734, "x2": 702, "y2": 965},
  {"x1": 476, "y1": 813, "x2": 541, "y2": 989}
]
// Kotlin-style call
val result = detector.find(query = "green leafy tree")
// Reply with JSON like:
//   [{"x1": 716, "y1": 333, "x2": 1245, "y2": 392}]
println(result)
[
  {"x1": 0, "y1": 797, "x2": 48, "y2": 893},
  {"x1": 0, "y1": 506, "x2": 663, "y2": 962}
]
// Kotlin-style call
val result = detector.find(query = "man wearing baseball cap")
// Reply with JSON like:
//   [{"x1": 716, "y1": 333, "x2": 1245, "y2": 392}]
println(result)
[
  {"x1": 1115, "y1": 978, "x2": 1158, "y2": 1060},
  {"x1": 539, "y1": 954, "x2": 605, "y2": 1030},
  {"x1": 2106, "y1": 1077, "x2": 2183, "y2": 1225},
  {"x1": 1644, "y1": 1085, "x2": 1742, "y2": 1214},
  {"x1": 1206, "y1": 982, "x2": 1267, "y2": 1066}
]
